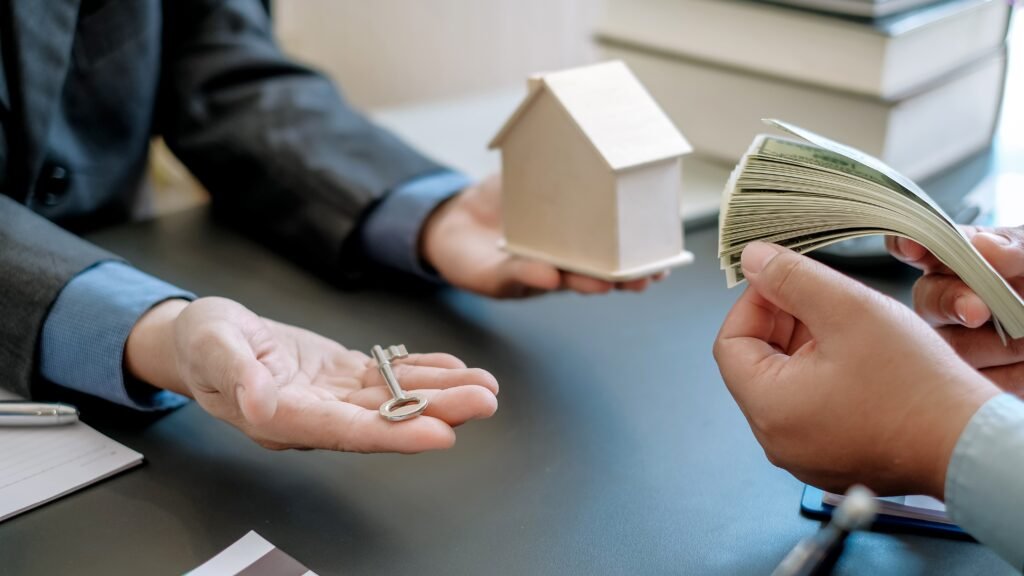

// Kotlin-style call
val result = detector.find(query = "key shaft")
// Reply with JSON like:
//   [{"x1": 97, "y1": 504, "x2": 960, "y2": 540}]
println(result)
[{"x1": 372, "y1": 344, "x2": 406, "y2": 400}]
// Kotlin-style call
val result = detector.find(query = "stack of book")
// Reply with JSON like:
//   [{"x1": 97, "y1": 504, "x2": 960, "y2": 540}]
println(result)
[{"x1": 596, "y1": 0, "x2": 1013, "y2": 181}]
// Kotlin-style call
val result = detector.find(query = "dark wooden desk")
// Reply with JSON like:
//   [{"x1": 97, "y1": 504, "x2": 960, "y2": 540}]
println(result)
[{"x1": 0, "y1": 205, "x2": 1011, "y2": 575}]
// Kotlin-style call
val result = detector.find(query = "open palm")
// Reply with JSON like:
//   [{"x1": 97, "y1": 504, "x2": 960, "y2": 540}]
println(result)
[{"x1": 173, "y1": 298, "x2": 499, "y2": 453}]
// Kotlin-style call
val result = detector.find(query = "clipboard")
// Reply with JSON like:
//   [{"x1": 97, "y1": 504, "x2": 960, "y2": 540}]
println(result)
[{"x1": 800, "y1": 485, "x2": 973, "y2": 540}]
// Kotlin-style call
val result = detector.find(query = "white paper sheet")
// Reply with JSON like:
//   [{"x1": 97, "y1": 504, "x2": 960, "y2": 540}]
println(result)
[
  {"x1": 188, "y1": 531, "x2": 318, "y2": 576},
  {"x1": 0, "y1": 391, "x2": 143, "y2": 522}
]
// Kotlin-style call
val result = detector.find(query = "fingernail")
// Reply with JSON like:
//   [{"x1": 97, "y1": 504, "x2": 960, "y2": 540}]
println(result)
[
  {"x1": 954, "y1": 297, "x2": 969, "y2": 325},
  {"x1": 741, "y1": 242, "x2": 780, "y2": 277},
  {"x1": 978, "y1": 232, "x2": 1011, "y2": 246}
]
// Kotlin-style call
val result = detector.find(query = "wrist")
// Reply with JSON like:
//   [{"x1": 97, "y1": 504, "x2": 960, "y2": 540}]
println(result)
[
  {"x1": 918, "y1": 372, "x2": 1000, "y2": 500},
  {"x1": 125, "y1": 298, "x2": 191, "y2": 397},
  {"x1": 419, "y1": 192, "x2": 458, "y2": 275}
]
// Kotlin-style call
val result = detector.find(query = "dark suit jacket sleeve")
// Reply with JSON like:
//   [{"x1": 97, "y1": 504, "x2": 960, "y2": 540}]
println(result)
[
  {"x1": 157, "y1": 0, "x2": 446, "y2": 281},
  {"x1": 0, "y1": 195, "x2": 114, "y2": 398}
]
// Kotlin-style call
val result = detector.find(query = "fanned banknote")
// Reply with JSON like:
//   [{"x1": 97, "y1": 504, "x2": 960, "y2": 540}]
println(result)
[{"x1": 719, "y1": 119, "x2": 1024, "y2": 341}]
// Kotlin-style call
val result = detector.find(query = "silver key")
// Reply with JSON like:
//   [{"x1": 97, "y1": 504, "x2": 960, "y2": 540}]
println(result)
[{"x1": 372, "y1": 344, "x2": 429, "y2": 422}]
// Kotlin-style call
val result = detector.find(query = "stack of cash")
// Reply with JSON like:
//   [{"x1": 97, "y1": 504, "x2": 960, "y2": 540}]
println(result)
[{"x1": 719, "y1": 119, "x2": 1024, "y2": 340}]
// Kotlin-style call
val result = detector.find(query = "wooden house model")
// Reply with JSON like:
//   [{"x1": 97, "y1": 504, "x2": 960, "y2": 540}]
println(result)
[{"x1": 488, "y1": 60, "x2": 694, "y2": 281}]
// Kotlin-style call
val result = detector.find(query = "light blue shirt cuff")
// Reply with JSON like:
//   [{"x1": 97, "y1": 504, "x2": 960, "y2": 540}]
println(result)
[
  {"x1": 360, "y1": 170, "x2": 473, "y2": 280},
  {"x1": 40, "y1": 261, "x2": 195, "y2": 411},
  {"x1": 945, "y1": 393, "x2": 1024, "y2": 571}
]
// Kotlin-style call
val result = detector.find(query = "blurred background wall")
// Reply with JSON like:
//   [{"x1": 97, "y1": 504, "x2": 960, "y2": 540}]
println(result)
[{"x1": 273, "y1": 0, "x2": 601, "y2": 108}]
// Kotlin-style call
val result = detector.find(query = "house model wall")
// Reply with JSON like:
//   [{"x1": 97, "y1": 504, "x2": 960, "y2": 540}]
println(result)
[{"x1": 489, "y1": 60, "x2": 694, "y2": 281}]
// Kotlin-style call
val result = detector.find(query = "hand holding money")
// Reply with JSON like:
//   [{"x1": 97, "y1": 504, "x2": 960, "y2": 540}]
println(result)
[
  {"x1": 719, "y1": 120, "x2": 1024, "y2": 341},
  {"x1": 714, "y1": 242, "x2": 1000, "y2": 498},
  {"x1": 888, "y1": 226, "x2": 1024, "y2": 394}
]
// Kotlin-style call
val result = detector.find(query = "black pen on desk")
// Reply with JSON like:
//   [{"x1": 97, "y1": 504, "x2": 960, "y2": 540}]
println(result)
[
  {"x1": 0, "y1": 401, "x2": 79, "y2": 426},
  {"x1": 772, "y1": 485, "x2": 879, "y2": 576}
]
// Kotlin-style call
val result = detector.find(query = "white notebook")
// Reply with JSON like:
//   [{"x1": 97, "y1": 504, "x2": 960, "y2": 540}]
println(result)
[{"x1": 0, "y1": 391, "x2": 143, "y2": 522}]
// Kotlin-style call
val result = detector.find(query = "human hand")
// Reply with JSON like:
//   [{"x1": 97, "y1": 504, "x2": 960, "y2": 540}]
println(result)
[
  {"x1": 420, "y1": 174, "x2": 667, "y2": 298},
  {"x1": 125, "y1": 297, "x2": 498, "y2": 453},
  {"x1": 713, "y1": 242, "x2": 999, "y2": 497},
  {"x1": 887, "y1": 227, "x2": 1024, "y2": 392}
]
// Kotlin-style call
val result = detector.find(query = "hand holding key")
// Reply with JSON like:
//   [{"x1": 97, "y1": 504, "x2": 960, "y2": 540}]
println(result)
[{"x1": 127, "y1": 297, "x2": 499, "y2": 453}]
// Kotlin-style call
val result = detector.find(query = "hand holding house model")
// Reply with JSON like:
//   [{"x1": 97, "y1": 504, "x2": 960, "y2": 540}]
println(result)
[{"x1": 489, "y1": 60, "x2": 695, "y2": 281}]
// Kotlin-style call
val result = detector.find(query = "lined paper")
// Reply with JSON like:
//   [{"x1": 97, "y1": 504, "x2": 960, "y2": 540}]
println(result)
[{"x1": 0, "y1": 391, "x2": 142, "y2": 522}]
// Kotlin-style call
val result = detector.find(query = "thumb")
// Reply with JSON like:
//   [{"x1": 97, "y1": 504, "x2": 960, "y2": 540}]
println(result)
[
  {"x1": 972, "y1": 227, "x2": 1024, "y2": 279},
  {"x1": 741, "y1": 242, "x2": 873, "y2": 332},
  {"x1": 231, "y1": 358, "x2": 279, "y2": 425}
]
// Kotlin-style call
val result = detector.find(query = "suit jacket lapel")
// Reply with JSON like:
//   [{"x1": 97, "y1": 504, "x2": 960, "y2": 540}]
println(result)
[{"x1": 6, "y1": 0, "x2": 79, "y2": 196}]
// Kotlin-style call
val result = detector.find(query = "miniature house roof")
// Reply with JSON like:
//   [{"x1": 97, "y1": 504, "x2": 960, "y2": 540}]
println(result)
[{"x1": 488, "y1": 60, "x2": 692, "y2": 171}]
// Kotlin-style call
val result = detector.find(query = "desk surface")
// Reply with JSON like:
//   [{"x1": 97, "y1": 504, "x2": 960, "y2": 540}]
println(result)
[{"x1": 0, "y1": 208, "x2": 1013, "y2": 575}]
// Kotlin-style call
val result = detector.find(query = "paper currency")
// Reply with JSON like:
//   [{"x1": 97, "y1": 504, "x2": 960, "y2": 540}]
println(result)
[{"x1": 719, "y1": 119, "x2": 1024, "y2": 341}]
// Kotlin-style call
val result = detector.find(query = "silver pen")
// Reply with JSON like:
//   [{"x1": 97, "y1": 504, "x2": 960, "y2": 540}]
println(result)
[{"x1": 0, "y1": 401, "x2": 79, "y2": 426}]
